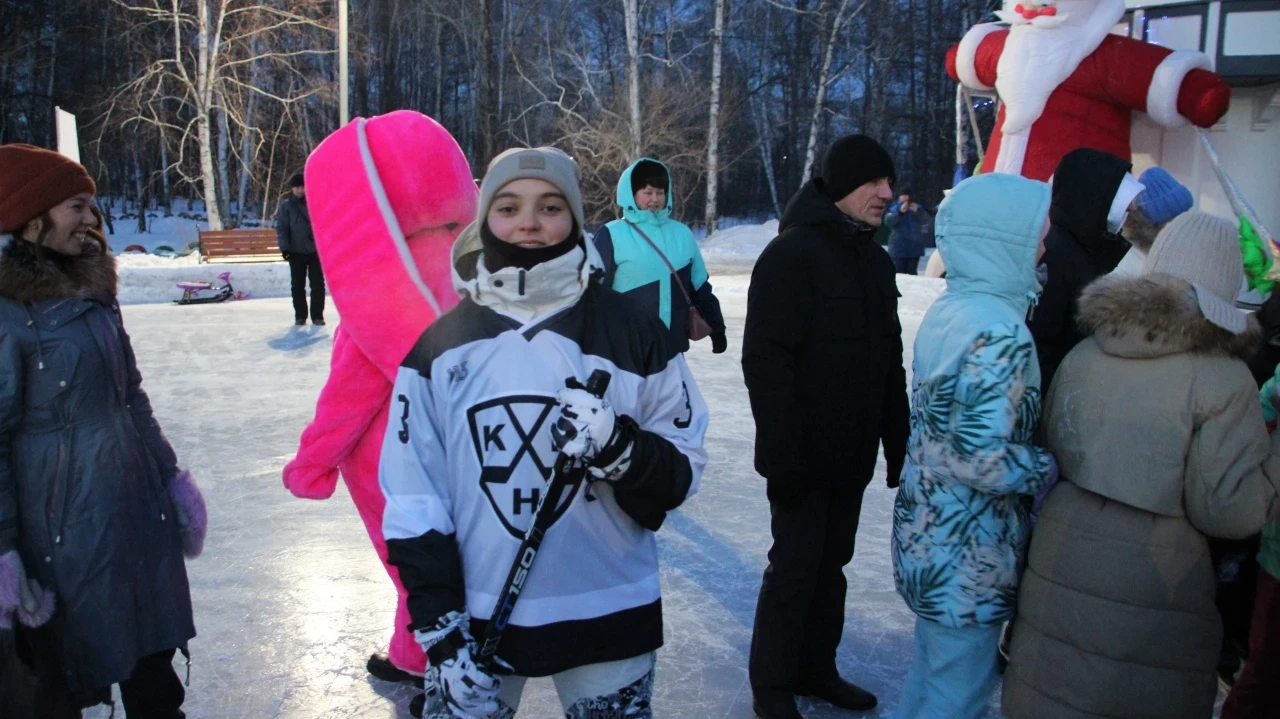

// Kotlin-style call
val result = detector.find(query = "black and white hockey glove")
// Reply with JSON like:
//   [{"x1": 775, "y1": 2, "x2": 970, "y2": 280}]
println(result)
[
  {"x1": 551, "y1": 387, "x2": 636, "y2": 482},
  {"x1": 414, "y1": 611, "x2": 512, "y2": 719}
]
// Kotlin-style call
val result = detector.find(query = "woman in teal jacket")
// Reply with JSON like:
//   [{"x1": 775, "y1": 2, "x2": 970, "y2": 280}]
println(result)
[
  {"x1": 890, "y1": 173, "x2": 1058, "y2": 719},
  {"x1": 592, "y1": 159, "x2": 727, "y2": 354}
]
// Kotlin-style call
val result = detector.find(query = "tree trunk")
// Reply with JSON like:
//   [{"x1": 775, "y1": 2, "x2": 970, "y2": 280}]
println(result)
[
  {"x1": 216, "y1": 103, "x2": 234, "y2": 227},
  {"x1": 704, "y1": 0, "x2": 727, "y2": 233},
  {"x1": 624, "y1": 0, "x2": 642, "y2": 157},
  {"x1": 195, "y1": 0, "x2": 223, "y2": 230},
  {"x1": 132, "y1": 142, "x2": 147, "y2": 234},
  {"x1": 434, "y1": 20, "x2": 444, "y2": 118},
  {"x1": 801, "y1": 0, "x2": 856, "y2": 184},
  {"x1": 475, "y1": 0, "x2": 497, "y2": 167},
  {"x1": 236, "y1": 39, "x2": 262, "y2": 226},
  {"x1": 159, "y1": 134, "x2": 172, "y2": 217},
  {"x1": 751, "y1": 92, "x2": 782, "y2": 218}
]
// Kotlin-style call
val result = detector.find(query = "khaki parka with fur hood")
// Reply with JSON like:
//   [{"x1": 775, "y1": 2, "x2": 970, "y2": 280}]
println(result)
[{"x1": 1002, "y1": 273, "x2": 1280, "y2": 719}]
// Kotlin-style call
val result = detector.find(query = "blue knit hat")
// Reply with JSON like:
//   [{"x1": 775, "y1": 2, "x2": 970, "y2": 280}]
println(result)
[{"x1": 1135, "y1": 167, "x2": 1193, "y2": 225}]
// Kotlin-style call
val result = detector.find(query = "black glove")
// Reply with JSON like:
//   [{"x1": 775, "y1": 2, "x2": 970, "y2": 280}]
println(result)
[
  {"x1": 886, "y1": 456, "x2": 905, "y2": 490},
  {"x1": 711, "y1": 332, "x2": 728, "y2": 354},
  {"x1": 282, "y1": 251, "x2": 292, "y2": 261}
]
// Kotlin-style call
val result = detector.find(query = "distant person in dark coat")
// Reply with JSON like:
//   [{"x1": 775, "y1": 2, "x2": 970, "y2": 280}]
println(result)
[
  {"x1": 0, "y1": 143, "x2": 206, "y2": 716},
  {"x1": 1028, "y1": 148, "x2": 1142, "y2": 393},
  {"x1": 276, "y1": 172, "x2": 326, "y2": 325},
  {"x1": 742, "y1": 134, "x2": 909, "y2": 719},
  {"x1": 884, "y1": 187, "x2": 930, "y2": 275}
]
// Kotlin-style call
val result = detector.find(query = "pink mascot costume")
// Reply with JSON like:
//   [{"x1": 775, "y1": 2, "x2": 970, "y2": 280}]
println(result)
[{"x1": 282, "y1": 110, "x2": 477, "y2": 678}]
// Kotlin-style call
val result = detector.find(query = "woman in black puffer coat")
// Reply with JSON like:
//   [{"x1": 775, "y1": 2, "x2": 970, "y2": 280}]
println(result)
[{"x1": 0, "y1": 143, "x2": 206, "y2": 717}]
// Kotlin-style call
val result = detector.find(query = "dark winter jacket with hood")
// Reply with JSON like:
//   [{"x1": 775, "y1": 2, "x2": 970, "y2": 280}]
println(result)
[
  {"x1": 275, "y1": 195, "x2": 316, "y2": 254},
  {"x1": 592, "y1": 159, "x2": 726, "y2": 353},
  {"x1": 0, "y1": 234, "x2": 195, "y2": 700},
  {"x1": 742, "y1": 178, "x2": 910, "y2": 503},
  {"x1": 1028, "y1": 148, "x2": 1133, "y2": 393}
]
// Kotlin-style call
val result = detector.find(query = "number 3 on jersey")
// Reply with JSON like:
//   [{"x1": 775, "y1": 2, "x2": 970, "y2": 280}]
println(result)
[{"x1": 397, "y1": 394, "x2": 410, "y2": 444}]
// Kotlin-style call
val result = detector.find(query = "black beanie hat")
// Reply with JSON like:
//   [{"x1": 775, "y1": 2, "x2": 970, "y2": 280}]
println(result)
[
  {"x1": 630, "y1": 160, "x2": 669, "y2": 196},
  {"x1": 820, "y1": 135, "x2": 895, "y2": 203},
  {"x1": 289, "y1": 172, "x2": 305, "y2": 188}
]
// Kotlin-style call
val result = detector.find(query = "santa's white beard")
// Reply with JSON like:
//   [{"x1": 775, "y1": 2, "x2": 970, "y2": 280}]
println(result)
[{"x1": 995, "y1": 23, "x2": 1090, "y2": 135}]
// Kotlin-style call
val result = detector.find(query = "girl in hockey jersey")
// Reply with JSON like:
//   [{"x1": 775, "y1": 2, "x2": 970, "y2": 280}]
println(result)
[{"x1": 379, "y1": 146, "x2": 709, "y2": 718}]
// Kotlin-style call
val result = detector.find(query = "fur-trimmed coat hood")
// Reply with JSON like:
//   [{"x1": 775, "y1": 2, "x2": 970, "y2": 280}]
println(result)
[
  {"x1": 1003, "y1": 271, "x2": 1280, "y2": 719},
  {"x1": 0, "y1": 233, "x2": 117, "y2": 303},
  {"x1": 1077, "y1": 273, "x2": 1258, "y2": 360}
]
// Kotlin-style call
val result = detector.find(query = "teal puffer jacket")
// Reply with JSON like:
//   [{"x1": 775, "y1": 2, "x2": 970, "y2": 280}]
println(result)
[{"x1": 591, "y1": 158, "x2": 725, "y2": 353}]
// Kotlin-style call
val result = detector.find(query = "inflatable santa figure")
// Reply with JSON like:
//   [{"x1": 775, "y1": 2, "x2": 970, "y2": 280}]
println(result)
[
  {"x1": 282, "y1": 111, "x2": 477, "y2": 682},
  {"x1": 946, "y1": 0, "x2": 1231, "y2": 181}
]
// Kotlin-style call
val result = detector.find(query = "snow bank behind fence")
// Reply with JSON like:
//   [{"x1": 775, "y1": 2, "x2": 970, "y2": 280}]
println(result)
[{"x1": 118, "y1": 262, "x2": 292, "y2": 306}]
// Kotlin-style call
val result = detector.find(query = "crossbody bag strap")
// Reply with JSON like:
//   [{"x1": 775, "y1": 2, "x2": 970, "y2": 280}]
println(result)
[{"x1": 624, "y1": 220, "x2": 696, "y2": 306}]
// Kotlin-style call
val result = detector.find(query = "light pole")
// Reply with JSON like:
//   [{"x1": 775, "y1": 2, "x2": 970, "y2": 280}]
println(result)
[{"x1": 338, "y1": 0, "x2": 349, "y2": 126}]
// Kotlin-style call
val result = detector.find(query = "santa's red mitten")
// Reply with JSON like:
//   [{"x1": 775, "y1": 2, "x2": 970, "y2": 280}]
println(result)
[
  {"x1": 169, "y1": 471, "x2": 208, "y2": 559},
  {"x1": 1177, "y1": 69, "x2": 1231, "y2": 128},
  {"x1": 0, "y1": 550, "x2": 56, "y2": 629},
  {"x1": 283, "y1": 461, "x2": 340, "y2": 500}
]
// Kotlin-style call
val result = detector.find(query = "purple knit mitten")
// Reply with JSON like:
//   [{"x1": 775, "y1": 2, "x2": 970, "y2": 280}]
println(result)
[
  {"x1": 0, "y1": 550, "x2": 56, "y2": 629},
  {"x1": 169, "y1": 470, "x2": 208, "y2": 559}
]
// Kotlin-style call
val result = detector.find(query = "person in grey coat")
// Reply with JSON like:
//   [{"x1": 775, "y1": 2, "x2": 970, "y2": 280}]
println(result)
[
  {"x1": 276, "y1": 172, "x2": 326, "y2": 325},
  {"x1": 0, "y1": 143, "x2": 207, "y2": 717}
]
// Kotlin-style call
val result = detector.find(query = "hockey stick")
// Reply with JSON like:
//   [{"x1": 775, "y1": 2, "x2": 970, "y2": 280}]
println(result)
[
  {"x1": 477, "y1": 368, "x2": 612, "y2": 665},
  {"x1": 414, "y1": 368, "x2": 613, "y2": 719}
]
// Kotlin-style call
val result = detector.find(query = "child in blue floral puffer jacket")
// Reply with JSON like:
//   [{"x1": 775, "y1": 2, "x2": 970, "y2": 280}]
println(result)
[{"x1": 890, "y1": 173, "x2": 1058, "y2": 719}]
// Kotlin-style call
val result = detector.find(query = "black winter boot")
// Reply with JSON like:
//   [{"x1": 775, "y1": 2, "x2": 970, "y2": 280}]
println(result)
[
  {"x1": 797, "y1": 676, "x2": 877, "y2": 711},
  {"x1": 753, "y1": 690, "x2": 803, "y2": 719}
]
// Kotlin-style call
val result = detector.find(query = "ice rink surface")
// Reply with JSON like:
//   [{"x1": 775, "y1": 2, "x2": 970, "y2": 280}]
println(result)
[{"x1": 81, "y1": 272, "x2": 997, "y2": 718}]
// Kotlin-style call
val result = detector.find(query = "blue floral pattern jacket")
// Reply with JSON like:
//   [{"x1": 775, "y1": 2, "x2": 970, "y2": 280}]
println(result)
[{"x1": 891, "y1": 174, "x2": 1057, "y2": 629}]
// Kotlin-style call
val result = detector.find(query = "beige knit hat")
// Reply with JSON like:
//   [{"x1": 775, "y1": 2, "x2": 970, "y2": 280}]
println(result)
[
  {"x1": 478, "y1": 147, "x2": 585, "y2": 235},
  {"x1": 1143, "y1": 210, "x2": 1246, "y2": 333}
]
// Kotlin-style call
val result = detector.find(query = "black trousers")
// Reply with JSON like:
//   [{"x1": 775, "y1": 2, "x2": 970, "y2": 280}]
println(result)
[
  {"x1": 117, "y1": 648, "x2": 186, "y2": 718},
  {"x1": 4, "y1": 624, "x2": 184, "y2": 719},
  {"x1": 288, "y1": 253, "x2": 326, "y2": 322},
  {"x1": 892, "y1": 257, "x2": 920, "y2": 275},
  {"x1": 749, "y1": 481, "x2": 867, "y2": 696}
]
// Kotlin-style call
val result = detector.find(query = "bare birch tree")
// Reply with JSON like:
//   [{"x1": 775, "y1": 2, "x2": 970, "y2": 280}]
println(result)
[
  {"x1": 624, "y1": 0, "x2": 642, "y2": 157},
  {"x1": 704, "y1": 0, "x2": 727, "y2": 232},
  {"x1": 800, "y1": 0, "x2": 868, "y2": 182}
]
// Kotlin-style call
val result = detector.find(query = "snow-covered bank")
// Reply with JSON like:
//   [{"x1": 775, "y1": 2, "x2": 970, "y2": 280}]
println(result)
[
  {"x1": 699, "y1": 220, "x2": 779, "y2": 266},
  {"x1": 111, "y1": 219, "x2": 947, "y2": 306},
  {"x1": 118, "y1": 262, "x2": 292, "y2": 305}
]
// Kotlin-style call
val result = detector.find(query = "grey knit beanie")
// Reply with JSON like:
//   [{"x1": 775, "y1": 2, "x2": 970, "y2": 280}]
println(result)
[
  {"x1": 478, "y1": 147, "x2": 585, "y2": 234},
  {"x1": 1143, "y1": 210, "x2": 1245, "y2": 333}
]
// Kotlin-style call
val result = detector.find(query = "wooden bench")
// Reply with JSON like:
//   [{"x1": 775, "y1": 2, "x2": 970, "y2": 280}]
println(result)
[{"x1": 197, "y1": 229, "x2": 281, "y2": 263}]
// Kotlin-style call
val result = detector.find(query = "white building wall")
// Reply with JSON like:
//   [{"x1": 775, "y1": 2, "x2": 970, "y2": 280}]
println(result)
[{"x1": 1131, "y1": 90, "x2": 1280, "y2": 236}]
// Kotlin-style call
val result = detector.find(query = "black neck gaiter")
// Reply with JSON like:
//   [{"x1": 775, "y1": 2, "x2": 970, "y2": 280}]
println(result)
[{"x1": 480, "y1": 221, "x2": 581, "y2": 272}]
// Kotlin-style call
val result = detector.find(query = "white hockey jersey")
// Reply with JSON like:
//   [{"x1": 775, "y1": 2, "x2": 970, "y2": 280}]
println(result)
[{"x1": 379, "y1": 229, "x2": 709, "y2": 677}]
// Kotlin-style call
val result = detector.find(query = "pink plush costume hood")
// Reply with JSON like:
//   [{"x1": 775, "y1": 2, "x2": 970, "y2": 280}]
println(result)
[{"x1": 282, "y1": 111, "x2": 476, "y2": 673}]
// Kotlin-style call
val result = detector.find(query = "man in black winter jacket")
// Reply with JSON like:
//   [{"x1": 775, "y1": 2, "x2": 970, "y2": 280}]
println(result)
[
  {"x1": 276, "y1": 172, "x2": 326, "y2": 325},
  {"x1": 742, "y1": 135, "x2": 910, "y2": 719},
  {"x1": 1029, "y1": 148, "x2": 1140, "y2": 392}
]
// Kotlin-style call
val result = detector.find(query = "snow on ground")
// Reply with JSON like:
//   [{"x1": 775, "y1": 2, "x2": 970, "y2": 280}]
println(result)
[
  {"x1": 103, "y1": 211, "x2": 208, "y2": 255},
  {"x1": 112, "y1": 219, "x2": 943, "y2": 308},
  {"x1": 80, "y1": 272, "x2": 998, "y2": 719},
  {"x1": 118, "y1": 262, "x2": 293, "y2": 306},
  {"x1": 699, "y1": 220, "x2": 780, "y2": 266}
]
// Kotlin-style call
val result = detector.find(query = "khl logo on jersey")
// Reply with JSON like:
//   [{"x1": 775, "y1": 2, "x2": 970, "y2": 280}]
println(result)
[{"x1": 466, "y1": 394, "x2": 582, "y2": 539}]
